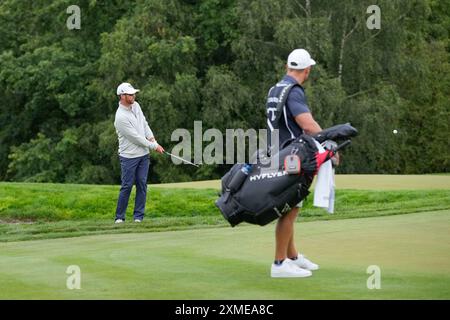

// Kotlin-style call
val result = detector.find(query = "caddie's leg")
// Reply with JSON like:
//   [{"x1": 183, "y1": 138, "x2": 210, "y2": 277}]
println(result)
[
  {"x1": 275, "y1": 207, "x2": 299, "y2": 261},
  {"x1": 133, "y1": 155, "x2": 150, "y2": 221},
  {"x1": 287, "y1": 203, "x2": 303, "y2": 258},
  {"x1": 287, "y1": 212, "x2": 301, "y2": 258}
]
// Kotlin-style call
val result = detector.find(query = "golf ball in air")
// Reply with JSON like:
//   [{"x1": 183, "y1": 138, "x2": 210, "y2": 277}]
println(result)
[{"x1": 393, "y1": 129, "x2": 398, "y2": 134}]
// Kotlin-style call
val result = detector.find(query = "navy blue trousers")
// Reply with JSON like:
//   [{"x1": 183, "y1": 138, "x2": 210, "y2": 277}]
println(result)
[{"x1": 115, "y1": 154, "x2": 150, "y2": 221}]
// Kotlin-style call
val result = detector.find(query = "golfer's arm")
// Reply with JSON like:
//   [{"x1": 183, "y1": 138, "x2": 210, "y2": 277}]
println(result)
[
  {"x1": 118, "y1": 120, "x2": 158, "y2": 150},
  {"x1": 145, "y1": 126, "x2": 157, "y2": 145},
  {"x1": 135, "y1": 102, "x2": 154, "y2": 140},
  {"x1": 144, "y1": 121, "x2": 154, "y2": 140},
  {"x1": 295, "y1": 113, "x2": 322, "y2": 135}
]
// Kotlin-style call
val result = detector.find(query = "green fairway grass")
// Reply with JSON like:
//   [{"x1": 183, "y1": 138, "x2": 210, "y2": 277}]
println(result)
[{"x1": 0, "y1": 210, "x2": 448, "y2": 299}]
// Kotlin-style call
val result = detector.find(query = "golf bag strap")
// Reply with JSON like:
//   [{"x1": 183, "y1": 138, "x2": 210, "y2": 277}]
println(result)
[{"x1": 272, "y1": 83, "x2": 299, "y2": 129}]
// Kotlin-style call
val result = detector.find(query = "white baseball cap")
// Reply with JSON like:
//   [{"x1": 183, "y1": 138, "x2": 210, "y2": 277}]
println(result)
[
  {"x1": 287, "y1": 49, "x2": 316, "y2": 70},
  {"x1": 116, "y1": 82, "x2": 140, "y2": 96}
]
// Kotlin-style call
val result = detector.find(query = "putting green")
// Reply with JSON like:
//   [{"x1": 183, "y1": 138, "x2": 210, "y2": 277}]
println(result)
[{"x1": 0, "y1": 210, "x2": 449, "y2": 299}]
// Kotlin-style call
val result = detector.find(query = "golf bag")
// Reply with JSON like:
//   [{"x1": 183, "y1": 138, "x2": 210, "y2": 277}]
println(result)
[{"x1": 215, "y1": 123, "x2": 358, "y2": 227}]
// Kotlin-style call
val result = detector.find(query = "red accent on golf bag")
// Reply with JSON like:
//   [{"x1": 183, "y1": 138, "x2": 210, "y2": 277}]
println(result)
[{"x1": 314, "y1": 150, "x2": 334, "y2": 173}]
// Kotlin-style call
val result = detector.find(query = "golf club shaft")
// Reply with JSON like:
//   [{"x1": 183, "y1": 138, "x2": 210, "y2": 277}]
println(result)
[
  {"x1": 164, "y1": 151, "x2": 199, "y2": 167},
  {"x1": 335, "y1": 140, "x2": 351, "y2": 152},
  {"x1": 325, "y1": 140, "x2": 351, "y2": 160}
]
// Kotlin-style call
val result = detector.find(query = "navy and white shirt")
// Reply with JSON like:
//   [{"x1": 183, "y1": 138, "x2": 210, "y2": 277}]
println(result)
[{"x1": 266, "y1": 75, "x2": 311, "y2": 148}]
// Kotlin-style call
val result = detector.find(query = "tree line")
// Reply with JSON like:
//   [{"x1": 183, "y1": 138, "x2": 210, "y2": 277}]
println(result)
[{"x1": 0, "y1": 0, "x2": 448, "y2": 184}]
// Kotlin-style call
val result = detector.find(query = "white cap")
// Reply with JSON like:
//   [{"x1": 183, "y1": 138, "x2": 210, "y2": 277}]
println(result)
[
  {"x1": 116, "y1": 82, "x2": 140, "y2": 96},
  {"x1": 287, "y1": 49, "x2": 316, "y2": 70}
]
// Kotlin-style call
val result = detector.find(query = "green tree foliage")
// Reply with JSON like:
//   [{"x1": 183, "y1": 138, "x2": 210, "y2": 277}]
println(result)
[{"x1": 0, "y1": 0, "x2": 448, "y2": 183}]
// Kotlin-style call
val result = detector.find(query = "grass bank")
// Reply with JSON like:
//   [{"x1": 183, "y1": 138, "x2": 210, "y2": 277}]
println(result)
[{"x1": 0, "y1": 180, "x2": 449, "y2": 242}]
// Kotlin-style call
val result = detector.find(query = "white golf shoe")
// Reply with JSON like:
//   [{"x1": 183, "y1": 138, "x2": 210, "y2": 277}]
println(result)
[
  {"x1": 115, "y1": 219, "x2": 124, "y2": 224},
  {"x1": 134, "y1": 219, "x2": 142, "y2": 223},
  {"x1": 271, "y1": 259, "x2": 312, "y2": 278},
  {"x1": 290, "y1": 254, "x2": 319, "y2": 271}
]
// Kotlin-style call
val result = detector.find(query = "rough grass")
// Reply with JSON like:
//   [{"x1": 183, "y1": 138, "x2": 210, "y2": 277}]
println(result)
[
  {"x1": 0, "y1": 182, "x2": 219, "y2": 221},
  {"x1": 0, "y1": 180, "x2": 449, "y2": 242}
]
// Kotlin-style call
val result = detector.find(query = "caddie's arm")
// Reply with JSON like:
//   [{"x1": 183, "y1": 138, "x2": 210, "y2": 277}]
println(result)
[
  {"x1": 295, "y1": 113, "x2": 322, "y2": 135},
  {"x1": 296, "y1": 113, "x2": 340, "y2": 165}
]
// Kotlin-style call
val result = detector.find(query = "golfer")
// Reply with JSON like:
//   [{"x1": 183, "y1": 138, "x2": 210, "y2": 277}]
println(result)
[
  {"x1": 114, "y1": 82, "x2": 164, "y2": 223},
  {"x1": 267, "y1": 49, "x2": 323, "y2": 277}
]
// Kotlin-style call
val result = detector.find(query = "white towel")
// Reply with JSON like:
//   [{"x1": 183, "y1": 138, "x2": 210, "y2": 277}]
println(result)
[{"x1": 313, "y1": 141, "x2": 335, "y2": 214}]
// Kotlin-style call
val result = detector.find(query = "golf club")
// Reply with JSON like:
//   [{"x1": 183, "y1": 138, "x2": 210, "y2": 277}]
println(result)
[{"x1": 164, "y1": 151, "x2": 200, "y2": 167}]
